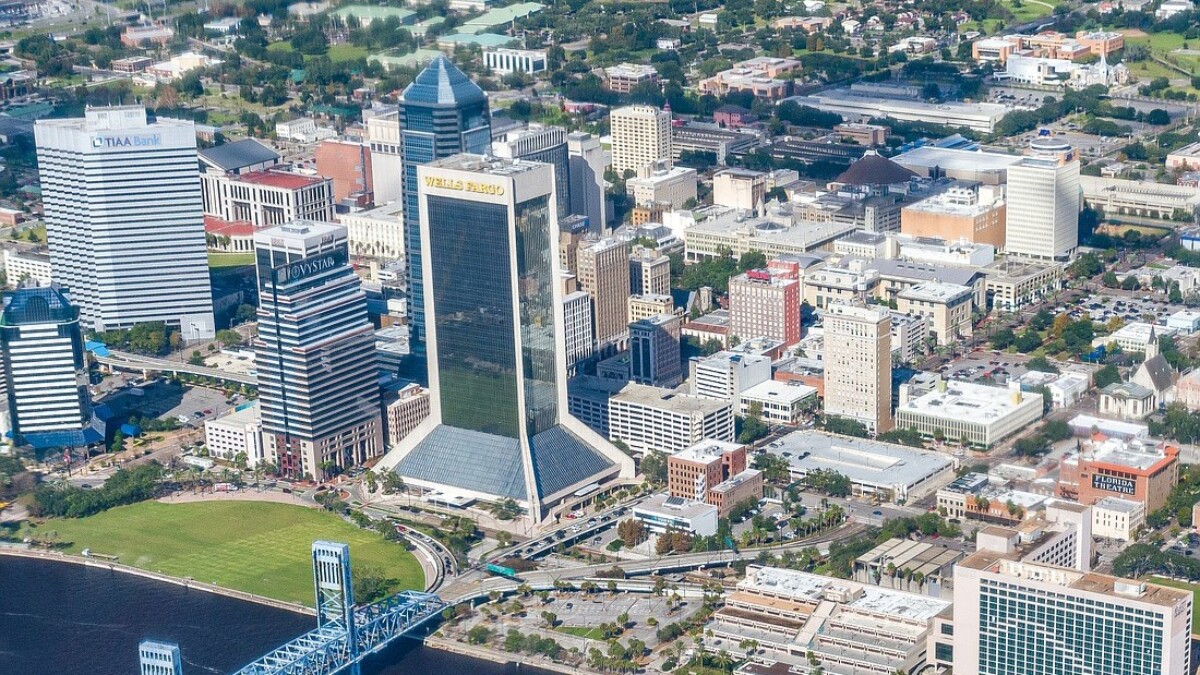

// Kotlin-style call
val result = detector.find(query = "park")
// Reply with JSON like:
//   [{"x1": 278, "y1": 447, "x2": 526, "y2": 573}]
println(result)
[{"x1": 21, "y1": 500, "x2": 424, "y2": 606}]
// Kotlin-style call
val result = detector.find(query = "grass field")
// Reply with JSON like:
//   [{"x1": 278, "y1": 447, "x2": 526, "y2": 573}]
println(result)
[
  {"x1": 556, "y1": 626, "x2": 607, "y2": 640},
  {"x1": 1145, "y1": 577, "x2": 1200, "y2": 632},
  {"x1": 209, "y1": 252, "x2": 256, "y2": 268},
  {"x1": 27, "y1": 501, "x2": 424, "y2": 605},
  {"x1": 266, "y1": 40, "x2": 368, "y2": 63}
]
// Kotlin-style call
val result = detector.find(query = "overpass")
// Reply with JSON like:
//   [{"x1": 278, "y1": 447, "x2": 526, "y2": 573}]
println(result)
[
  {"x1": 441, "y1": 522, "x2": 866, "y2": 603},
  {"x1": 93, "y1": 348, "x2": 257, "y2": 386}
]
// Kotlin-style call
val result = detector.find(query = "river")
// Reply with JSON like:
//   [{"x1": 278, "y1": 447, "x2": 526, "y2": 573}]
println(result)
[{"x1": 0, "y1": 557, "x2": 545, "y2": 675}]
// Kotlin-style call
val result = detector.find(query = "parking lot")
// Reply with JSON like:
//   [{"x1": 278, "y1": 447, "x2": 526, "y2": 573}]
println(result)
[
  {"x1": 101, "y1": 379, "x2": 240, "y2": 428},
  {"x1": 1081, "y1": 292, "x2": 1188, "y2": 327},
  {"x1": 934, "y1": 350, "x2": 1033, "y2": 386}
]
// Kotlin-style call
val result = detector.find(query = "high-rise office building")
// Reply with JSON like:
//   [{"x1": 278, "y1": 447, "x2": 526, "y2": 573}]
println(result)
[
  {"x1": 577, "y1": 237, "x2": 631, "y2": 349},
  {"x1": 629, "y1": 313, "x2": 682, "y2": 388},
  {"x1": 381, "y1": 155, "x2": 632, "y2": 520},
  {"x1": 629, "y1": 245, "x2": 671, "y2": 296},
  {"x1": 1005, "y1": 136, "x2": 1080, "y2": 260},
  {"x1": 492, "y1": 124, "x2": 570, "y2": 220},
  {"x1": 824, "y1": 303, "x2": 892, "y2": 433},
  {"x1": 952, "y1": 503, "x2": 1191, "y2": 675},
  {"x1": 567, "y1": 132, "x2": 608, "y2": 233},
  {"x1": 563, "y1": 290, "x2": 594, "y2": 375},
  {"x1": 610, "y1": 105, "x2": 672, "y2": 177},
  {"x1": 254, "y1": 221, "x2": 383, "y2": 481},
  {"x1": 35, "y1": 106, "x2": 215, "y2": 338},
  {"x1": 0, "y1": 286, "x2": 97, "y2": 449},
  {"x1": 399, "y1": 57, "x2": 491, "y2": 374}
]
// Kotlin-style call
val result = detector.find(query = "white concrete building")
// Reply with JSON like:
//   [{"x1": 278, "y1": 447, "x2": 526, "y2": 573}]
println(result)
[
  {"x1": 712, "y1": 168, "x2": 767, "y2": 211},
  {"x1": 339, "y1": 201, "x2": 403, "y2": 260},
  {"x1": 1091, "y1": 496, "x2": 1145, "y2": 541},
  {"x1": 483, "y1": 47, "x2": 547, "y2": 75},
  {"x1": 632, "y1": 493, "x2": 718, "y2": 536},
  {"x1": 689, "y1": 351, "x2": 771, "y2": 401},
  {"x1": 1093, "y1": 322, "x2": 1177, "y2": 352},
  {"x1": 626, "y1": 161, "x2": 697, "y2": 209},
  {"x1": 366, "y1": 108, "x2": 402, "y2": 205},
  {"x1": 2, "y1": 249, "x2": 53, "y2": 287},
  {"x1": 897, "y1": 380, "x2": 1044, "y2": 447},
  {"x1": 203, "y1": 402, "x2": 265, "y2": 467},
  {"x1": 738, "y1": 380, "x2": 817, "y2": 425},
  {"x1": 896, "y1": 281, "x2": 974, "y2": 345},
  {"x1": 1005, "y1": 137, "x2": 1080, "y2": 260},
  {"x1": 34, "y1": 106, "x2": 215, "y2": 338},
  {"x1": 608, "y1": 383, "x2": 734, "y2": 455},
  {"x1": 562, "y1": 290, "x2": 594, "y2": 374}
]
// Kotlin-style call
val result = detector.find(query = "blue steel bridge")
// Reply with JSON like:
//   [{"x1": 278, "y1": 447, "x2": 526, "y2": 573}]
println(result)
[{"x1": 138, "y1": 541, "x2": 446, "y2": 675}]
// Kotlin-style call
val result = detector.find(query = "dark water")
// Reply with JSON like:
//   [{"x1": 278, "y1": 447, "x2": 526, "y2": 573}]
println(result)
[{"x1": 0, "y1": 557, "x2": 546, "y2": 675}]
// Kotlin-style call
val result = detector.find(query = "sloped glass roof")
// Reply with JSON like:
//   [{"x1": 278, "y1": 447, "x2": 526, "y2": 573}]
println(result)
[
  {"x1": 394, "y1": 425, "x2": 527, "y2": 499},
  {"x1": 401, "y1": 56, "x2": 486, "y2": 106}
]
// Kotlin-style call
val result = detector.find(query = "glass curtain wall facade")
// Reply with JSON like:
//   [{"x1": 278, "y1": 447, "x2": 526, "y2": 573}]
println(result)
[{"x1": 398, "y1": 57, "x2": 491, "y2": 378}]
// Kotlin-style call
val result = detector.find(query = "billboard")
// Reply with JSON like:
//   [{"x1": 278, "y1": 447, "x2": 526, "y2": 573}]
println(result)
[{"x1": 271, "y1": 248, "x2": 347, "y2": 286}]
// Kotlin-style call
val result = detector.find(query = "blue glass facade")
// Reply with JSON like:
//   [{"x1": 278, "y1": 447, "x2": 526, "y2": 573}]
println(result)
[{"x1": 398, "y1": 57, "x2": 491, "y2": 378}]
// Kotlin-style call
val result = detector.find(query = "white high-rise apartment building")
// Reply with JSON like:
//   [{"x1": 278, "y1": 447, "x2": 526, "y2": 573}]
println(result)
[
  {"x1": 824, "y1": 303, "x2": 892, "y2": 433},
  {"x1": 35, "y1": 106, "x2": 215, "y2": 338},
  {"x1": 1005, "y1": 137, "x2": 1080, "y2": 260},
  {"x1": 610, "y1": 105, "x2": 672, "y2": 177}
]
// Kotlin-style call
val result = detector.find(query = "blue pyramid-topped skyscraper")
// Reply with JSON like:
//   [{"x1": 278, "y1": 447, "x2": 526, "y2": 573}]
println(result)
[{"x1": 399, "y1": 56, "x2": 492, "y2": 380}]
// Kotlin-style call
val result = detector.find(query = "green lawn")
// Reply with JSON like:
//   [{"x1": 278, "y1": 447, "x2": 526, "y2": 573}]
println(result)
[
  {"x1": 209, "y1": 252, "x2": 256, "y2": 268},
  {"x1": 556, "y1": 626, "x2": 607, "y2": 640},
  {"x1": 28, "y1": 501, "x2": 424, "y2": 605},
  {"x1": 1145, "y1": 577, "x2": 1200, "y2": 632},
  {"x1": 327, "y1": 44, "x2": 369, "y2": 63}
]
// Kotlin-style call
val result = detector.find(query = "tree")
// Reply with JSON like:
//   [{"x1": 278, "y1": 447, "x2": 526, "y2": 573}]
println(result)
[
  {"x1": 1102, "y1": 270, "x2": 1120, "y2": 288},
  {"x1": 737, "y1": 251, "x2": 767, "y2": 272},
  {"x1": 990, "y1": 327, "x2": 1015, "y2": 350},
  {"x1": 1014, "y1": 328, "x2": 1043, "y2": 353},
  {"x1": 467, "y1": 625, "x2": 493, "y2": 644},
  {"x1": 109, "y1": 430, "x2": 126, "y2": 454},
  {"x1": 1094, "y1": 364, "x2": 1121, "y2": 389},
  {"x1": 215, "y1": 329, "x2": 243, "y2": 348},
  {"x1": 639, "y1": 449, "x2": 668, "y2": 485},
  {"x1": 737, "y1": 402, "x2": 770, "y2": 443}
]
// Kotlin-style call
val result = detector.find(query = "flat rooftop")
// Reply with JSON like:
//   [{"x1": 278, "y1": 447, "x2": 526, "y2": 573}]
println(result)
[
  {"x1": 744, "y1": 566, "x2": 950, "y2": 621},
  {"x1": 1065, "y1": 437, "x2": 1172, "y2": 472},
  {"x1": 612, "y1": 383, "x2": 731, "y2": 414},
  {"x1": 898, "y1": 381, "x2": 1038, "y2": 422},
  {"x1": 899, "y1": 281, "x2": 973, "y2": 303},
  {"x1": 960, "y1": 554, "x2": 1190, "y2": 609},
  {"x1": 673, "y1": 439, "x2": 744, "y2": 463},
  {"x1": 237, "y1": 170, "x2": 326, "y2": 190},
  {"x1": 635, "y1": 493, "x2": 718, "y2": 519},
  {"x1": 1093, "y1": 496, "x2": 1142, "y2": 514},
  {"x1": 427, "y1": 153, "x2": 545, "y2": 177},
  {"x1": 766, "y1": 430, "x2": 954, "y2": 489},
  {"x1": 710, "y1": 469, "x2": 762, "y2": 494},
  {"x1": 686, "y1": 204, "x2": 858, "y2": 250},
  {"x1": 739, "y1": 379, "x2": 817, "y2": 403}
]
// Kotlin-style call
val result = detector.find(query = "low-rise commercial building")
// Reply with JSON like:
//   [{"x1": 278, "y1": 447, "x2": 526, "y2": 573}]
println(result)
[
  {"x1": 1093, "y1": 322, "x2": 1177, "y2": 353},
  {"x1": 763, "y1": 430, "x2": 957, "y2": 503},
  {"x1": 709, "y1": 565, "x2": 950, "y2": 673},
  {"x1": 853, "y1": 538, "x2": 963, "y2": 598},
  {"x1": 786, "y1": 91, "x2": 1008, "y2": 134},
  {"x1": 981, "y1": 258, "x2": 1064, "y2": 312},
  {"x1": 626, "y1": 162, "x2": 697, "y2": 209},
  {"x1": 604, "y1": 63, "x2": 660, "y2": 94},
  {"x1": 896, "y1": 281, "x2": 974, "y2": 345},
  {"x1": 738, "y1": 380, "x2": 817, "y2": 425},
  {"x1": 1080, "y1": 174, "x2": 1200, "y2": 222},
  {"x1": 896, "y1": 380, "x2": 1043, "y2": 447},
  {"x1": 632, "y1": 493, "x2": 718, "y2": 536},
  {"x1": 483, "y1": 47, "x2": 547, "y2": 74},
  {"x1": 627, "y1": 293, "x2": 674, "y2": 323},
  {"x1": 1057, "y1": 436, "x2": 1179, "y2": 513},
  {"x1": 683, "y1": 203, "x2": 857, "y2": 262},
  {"x1": 200, "y1": 169, "x2": 333, "y2": 228},
  {"x1": 1091, "y1": 496, "x2": 1145, "y2": 541},
  {"x1": 936, "y1": 472, "x2": 1051, "y2": 525},
  {"x1": 204, "y1": 403, "x2": 265, "y2": 467}
]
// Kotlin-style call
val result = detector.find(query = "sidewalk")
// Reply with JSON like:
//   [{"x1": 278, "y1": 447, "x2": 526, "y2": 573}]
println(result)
[{"x1": 157, "y1": 490, "x2": 311, "y2": 508}]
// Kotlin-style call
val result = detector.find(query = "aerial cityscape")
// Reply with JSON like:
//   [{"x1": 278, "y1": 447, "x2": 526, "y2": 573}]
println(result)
[{"x1": 1, "y1": 0, "x2": 1200, "y2": 672}]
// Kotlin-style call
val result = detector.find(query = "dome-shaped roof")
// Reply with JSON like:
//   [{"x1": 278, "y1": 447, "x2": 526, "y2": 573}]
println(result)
[
  {"x1": 401, "y1": 55, "x2": 486, "y2": 106},
  {"x1": 835, "y1": 151, "x2": 917, "y2": 186}
]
